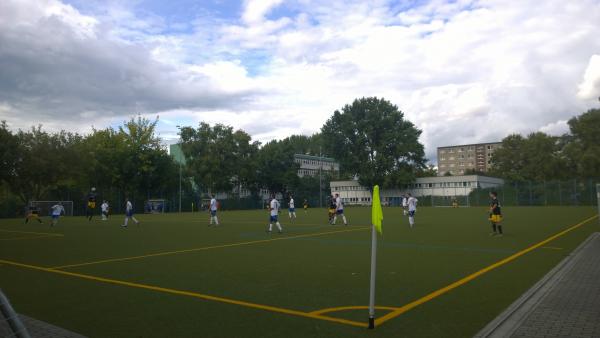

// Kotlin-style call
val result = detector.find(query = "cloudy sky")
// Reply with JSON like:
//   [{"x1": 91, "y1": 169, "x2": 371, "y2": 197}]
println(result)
[{"x1": 1, "y1": 0, "x2": 600, "y2": 164}]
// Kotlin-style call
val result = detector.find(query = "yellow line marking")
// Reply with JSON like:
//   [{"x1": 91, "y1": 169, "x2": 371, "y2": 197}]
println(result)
[
  {"x1": 541, "y1": 246, "x2": 563, "y2": 250},
  {"x1": 0, "y1": 258, "x2": 367, "y2": 328},
  {"x1": 52, "y1": 227, "x2": 369, "y2": 270},
  {"x1": 374, "y1": 214, "x2": 598, "y2": 326},
  {"x1": 0, "y1": 234, "x2": 61, "y2": 241},
  {"x1": 0, "y1": 229, "x2": 63, "y2": 237},
  {"x1": 310, "y1": 305, "x2": 399, "y2": 316}
]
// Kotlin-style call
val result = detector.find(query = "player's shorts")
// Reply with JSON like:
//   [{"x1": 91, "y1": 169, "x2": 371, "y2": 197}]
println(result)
[
  {"x1": 289, "y1": 208, "x2": 295, "y2": 212},
  {"x1": 102, "y1": 211, "x2": 108, "y2": 216},
  {"x1": 336, "y1": 209, "x2": 344, "y2": 215},
  {"x1": 408, "y1": 210, "x2": 416, "y2": 217},
  {"x1": 51, "y1": 214, "x2": 59, "y2": 219},
  {"x1": 88, "y1": 202, "x2": 96, "y2": 209},
  {"x1": 270, "y1": 215, "x2": 278, "y2": 222},
  {"x1": 210, "y1": 210, "x2": 217, "y2": 216},
  {"x1": 304, "y1": 205, "x2": 307, "y2": 209},
  {"x1": 489, "y1": 214, "x2": 502, "y2": 223},
  {"x1": 126, "y1": 210, "x2": 134, "y2": 217}
]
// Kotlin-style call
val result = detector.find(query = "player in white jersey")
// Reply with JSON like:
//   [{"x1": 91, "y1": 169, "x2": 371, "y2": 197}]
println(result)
[
  {"x1": 101, "y1": 200, "x2": 109, "y2": 221},
  {"x1": 121, "y1": 198, "x2": 139, "y2": 227},
  {"x1": 288, "y1": 195, "x2": 297, "y2": 220},
  {"x1": 402, "y1": 194, "x2": 408, "y2": 215},
  {"x1": 50, "y1": 203, "x2": 65, "y2": 226},
  {"x1": 332, "y1": 193, "x2": 348, "y2": 226},
  {"x1": 209, "y1": 194, "x2": 219, "y2": 226},
  {"x1": 266, "y1": 196, "x2": 283, "y2": 233},
  {"x1": 407, "y1": 193, "x2": 418, "y2": 228}
]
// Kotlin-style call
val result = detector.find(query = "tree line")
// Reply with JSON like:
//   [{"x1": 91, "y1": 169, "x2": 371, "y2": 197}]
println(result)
[
  {"x1": 0, "y1": 97, "x2": 427, "y2": 216},
  {"x1": 486, "y1": 108, "x2": 600, "y2": 181}
]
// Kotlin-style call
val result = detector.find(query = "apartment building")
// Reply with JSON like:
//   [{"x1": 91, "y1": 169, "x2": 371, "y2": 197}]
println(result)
[{"x1": 437, "y1": 142, "x2": 501, "y2": 176}]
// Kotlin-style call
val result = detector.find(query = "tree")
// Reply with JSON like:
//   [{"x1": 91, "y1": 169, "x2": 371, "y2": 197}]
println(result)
[
  {"x1": 179, "y1": 123, "x2": 259, "y2": 195},
  {"x1": 254, "y1": 139, "x2": 299, "y2": 195},
  {"x1": 6, "y1": 126, "x2": 81, "y2": 203},
  {"x1": 417, "y1": 165, "x2": 438, "y2": 177},
  {"x1": 490, "y1": 132, "x2": 568, "y2": 181},
  {"x1": 321, "y1": 97, "x2": 426, "y2": 189},
  {"x1": 564, "y1": 108, "x2": 600, "y2": 177},
  {"x1": 0, "y1": 121, "x2": 19, "y2": 184}
]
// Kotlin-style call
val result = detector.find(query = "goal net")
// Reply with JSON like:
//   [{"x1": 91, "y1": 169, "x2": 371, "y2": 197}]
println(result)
[
  {"x1": 28, "y1": 201, "x2": 74, "y2": 216},
  {"x1": 431, "y1": 195, "x2": 471, "y2": 207},
  {"x1": 145, "y1": 199, "x2": 167, "y2": 214}
]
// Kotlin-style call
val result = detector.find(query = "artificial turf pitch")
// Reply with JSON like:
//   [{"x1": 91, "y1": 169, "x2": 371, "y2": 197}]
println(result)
[{"x1": 0, "y1": 206, "x2": 598, "y2": 337}]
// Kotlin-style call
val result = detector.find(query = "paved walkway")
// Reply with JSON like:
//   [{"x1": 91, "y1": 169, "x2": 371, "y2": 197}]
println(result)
[
  {"x1": 476, "y1": 232, "x2": 600, "y2": 338},
  {"x1": 0, "y1": 314, "x2": 86, "y2": 338}
]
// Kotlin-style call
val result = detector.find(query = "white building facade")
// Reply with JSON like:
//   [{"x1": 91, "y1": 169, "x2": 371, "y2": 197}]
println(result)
[
  {"x1": 330, "y1": 175, "x2": 504, "y2": 206},
  {"x1": 294, "y1": 154, "x2": 340, "y2": 178}
]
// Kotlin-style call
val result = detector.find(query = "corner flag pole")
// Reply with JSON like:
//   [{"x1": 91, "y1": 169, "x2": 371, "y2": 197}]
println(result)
[
  {"x1": 368, "y1": 220, "x2": 377, "y2": 329},
  {"x1": 369, "y1": 185, "x2": 383, "y2": 329}
]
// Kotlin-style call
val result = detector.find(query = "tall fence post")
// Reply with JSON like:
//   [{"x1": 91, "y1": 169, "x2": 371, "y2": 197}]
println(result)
[{"x1": 558, "y1": 181, "x2": 562, "y2": 206}]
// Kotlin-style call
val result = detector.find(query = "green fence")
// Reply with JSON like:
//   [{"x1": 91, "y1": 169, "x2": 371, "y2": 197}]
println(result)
[{"x1": 468, "y1": 179, "x2": 599, "y2": 207}]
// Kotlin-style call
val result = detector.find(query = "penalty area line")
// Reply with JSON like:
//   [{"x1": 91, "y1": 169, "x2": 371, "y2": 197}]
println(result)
[
  {"x1": 0, "y1": 258, "x2": 367, "y2": 328},
  {"x1": 374, "y1": 214, "x2": 598, "y2": 327}
]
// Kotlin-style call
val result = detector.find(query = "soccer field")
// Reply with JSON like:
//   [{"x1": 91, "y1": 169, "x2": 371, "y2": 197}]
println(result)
[{"x1": 0, "y1": 206, "x2": 598, "y2": 338}]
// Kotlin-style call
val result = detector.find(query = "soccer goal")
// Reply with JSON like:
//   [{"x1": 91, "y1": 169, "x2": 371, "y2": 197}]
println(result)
[
  {"x1": 145, "y1": 199, "x2": 167, "y2": 214},
  {"x1": 431, "y1": 195, "x2": 471, "y2": 207},
  {"x1": 29, "y1": 201, "x2": 74, "y2": 216}
]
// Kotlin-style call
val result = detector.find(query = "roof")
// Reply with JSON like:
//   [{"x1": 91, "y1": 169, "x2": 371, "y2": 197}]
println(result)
[
  {"x1": 293, "y1": 153, "x2": 338, "y2": 163},
  {"x1": 437, "y1": 142, "x2": 502, "y2": 150}
]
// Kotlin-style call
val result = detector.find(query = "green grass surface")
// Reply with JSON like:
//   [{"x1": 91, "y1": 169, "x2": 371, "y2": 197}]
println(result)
[{"x1": 0, "y1": 206, "x2": 598, "y2": 337}]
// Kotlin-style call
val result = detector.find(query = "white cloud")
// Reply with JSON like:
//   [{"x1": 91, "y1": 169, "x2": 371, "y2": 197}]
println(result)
[
  {"x1": 242, "y1": 0, "x2": 285, "y2": 23},
  {"x1": 2, "y1": 0, "x2": 600, "y2": 165},
  {"x1": 539, "y1": 120, "x2": 569, "y2": 136},
  {"x1": 577, "y1": 54, "x2": 600, "y2": 101}
]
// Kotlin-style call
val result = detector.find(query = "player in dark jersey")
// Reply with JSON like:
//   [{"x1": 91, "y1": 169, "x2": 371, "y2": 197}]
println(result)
[
  {"x1": 25, "y1": 204, "x2": 43, "y2": 224},
  {"x1": 488, "y1": 191, "x2": 503, "y2": 236},
  {"x1": 328, "y1": 195, "x2": 336, "y2": 224},
  {"x1": 86, "y1": 187, "x2": 97, "y2": 221}
]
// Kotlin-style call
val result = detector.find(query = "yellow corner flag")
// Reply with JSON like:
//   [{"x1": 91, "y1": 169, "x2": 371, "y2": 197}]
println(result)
[{"x1": 371, "y1": 185, "x2": 383, "y2": 234}]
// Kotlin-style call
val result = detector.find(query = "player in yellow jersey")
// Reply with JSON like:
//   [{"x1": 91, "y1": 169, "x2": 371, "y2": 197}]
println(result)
[{"x1": 488, "y1": 191, "x2": 503, "y2": 236}]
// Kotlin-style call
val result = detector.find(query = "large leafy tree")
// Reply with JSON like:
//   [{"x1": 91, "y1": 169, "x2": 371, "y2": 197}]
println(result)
[
  {"x1": 0, "y1": 121, "x2": 19, "y2": 184},
  {"x1": 490, "y1": 132, "x2": 568, "y2": 181},
  {"x1": 6, "y1": 126, "x2": 81, "y2": 202},
  {"x1": 179, "y1": 123, "x2": 259, "y2": 195},
  {"x1": 564, "y1": 108, "x2": 600, "y2": 178},
  {"x1": 255, "y1": 139, "x2": 299, "y2": 195},
  {"x1": 321, "y1": 97, "x2": 426, "y2": 189}
]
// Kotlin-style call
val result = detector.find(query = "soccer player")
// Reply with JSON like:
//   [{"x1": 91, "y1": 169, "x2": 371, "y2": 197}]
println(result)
[
  {"x1": 121, "y1": 198, "x2": 139, "y2": 227},
  {"x1": 101, "y1": 200, "x2": 109, "y2": 221},
  {"x1": 303, "y1": 199, "x2": 308, "y2": 213},
  {"x1": 24, "y1": 203, "x2": 43, "y2": 224},
  {"x1": 332, "y1": 193, "x2": 347, "y2": 226},
  {"x1": 50, "y1": 203, "x2": 65, "y2": 226},
  {"x1": 86, "y1": 187, "x2": 97, "y2": 221},
  {"x1": 407, "y1": 193, "x2": 418, "y2": 228},
  {"x1": 327, "y1": 195, "x2": 336, "y2": 224},
  {"x1": 288, "y1": 194, "x2": 297, "y2": 220},
  {"x1": 402, "y1": 194, "x2": 408, "y2": 215},
  {"x1": 209, "y1": 194, "x2": 219, "y2": 226},
  {"x1": 452, "y1": 198, "x2": 459, "y2": 208},
  {"x1": 488, "y1": 191, "x2": 503, "y2": 236},
  {"x1": 266, "y1": 195, "x2": 283, "y2": 234}
]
